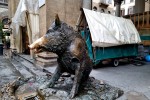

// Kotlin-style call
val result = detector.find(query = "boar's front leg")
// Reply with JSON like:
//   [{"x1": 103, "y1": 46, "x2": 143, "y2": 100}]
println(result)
[
  {"x1": 69, "y1": 58, "x2": 83, "y2": 98},
  {"x1": 39, "y1": 60, "x2": 63, "y2": 89}
]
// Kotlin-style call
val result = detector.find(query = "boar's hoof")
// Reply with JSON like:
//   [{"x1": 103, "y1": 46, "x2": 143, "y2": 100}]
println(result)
[{"x1": 69, "y1": 89, "x2": 77, "y2": 99}]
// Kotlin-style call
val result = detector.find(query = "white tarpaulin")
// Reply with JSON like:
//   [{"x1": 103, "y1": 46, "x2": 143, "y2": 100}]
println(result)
[
  {"x1": 11, "y1": 0, "x2": 39, "y2": 56},
  {"x1": 83, "y1": 8, "x2": 141, "y2": 47},
  {"x1": 12, "y1": 0, "x2": 39, "y2": 26}
]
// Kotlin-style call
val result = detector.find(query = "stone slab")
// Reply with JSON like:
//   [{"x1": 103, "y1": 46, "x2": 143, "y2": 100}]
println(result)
[
  {"x1": 36, "y1": 60, "x2": 57, "y2": 67},
  {"x1": 35, "y1": 52, "x2": 58, "y2": 67},
  {"x1": 37, "y1": 52, "x2": 57, "y2": 59},
  {"x1": 36, "y1": 57, "x2": 57, "y2": 63}
]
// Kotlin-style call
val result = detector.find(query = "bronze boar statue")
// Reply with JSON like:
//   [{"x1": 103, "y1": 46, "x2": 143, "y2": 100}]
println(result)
[{"x1": 29, "y1": 15, "x2": 93, "y2": 98}]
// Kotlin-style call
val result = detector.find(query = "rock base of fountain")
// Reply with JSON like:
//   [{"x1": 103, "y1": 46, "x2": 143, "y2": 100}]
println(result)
[{"x1": 0, "y1": 74, "x2": 123, "y2": 100}]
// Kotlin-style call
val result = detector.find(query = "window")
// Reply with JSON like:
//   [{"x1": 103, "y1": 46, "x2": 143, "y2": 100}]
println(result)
[
  {"x1": 126, "y1": 0, "x2": 131, "y2": 4},
  {"x1": 107, "y1": 0, "x2": 112, "y2": 4},
  {"x1": 39, "y1": 0, "x2": 45, "y2": 7},
  {"x1": 2, "y1": 18, "x2": 9, "y2": 25},
  {"x1": 128, "y1": 7, "x2": 134, "y2": 14},
  {"x1": 0, "y1": 0, "x2": 8, "y2": 3},
  {"x1": 108, "y1": 11, "x2": 111, "y2": 14},
  {"x1": 93, "y1": 6, "x2": 97, "y2": 11},
  {"x1": 101, "y1": 0, "x2": 112, "y2": 4},
  {"x1": 121, "y1": 9, "x2": 125, "y2": 16},
  {"x1": 130, "y1": 0, "x2": 134, "y2": 2},
  {"x1": 4, "y1": 0, "x2": 8, "y2": 3},
  {"x1": 121, "y1": 1, "x2": 125, "y2": 5},
  {"x1": 101, "y1": 9, "x2": 105, "y2": 13}
]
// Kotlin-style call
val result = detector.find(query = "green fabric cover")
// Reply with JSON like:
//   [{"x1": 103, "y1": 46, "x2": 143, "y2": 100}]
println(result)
[
  {"x1": 81, "y1": 31, "x2": 138, "y2": 65},
  {"x1": 140, "y1": 36, "x2": 150, "y2": 40},
  {"x1": 81, "y1": 31, "x2": 94, "y2": 60}
]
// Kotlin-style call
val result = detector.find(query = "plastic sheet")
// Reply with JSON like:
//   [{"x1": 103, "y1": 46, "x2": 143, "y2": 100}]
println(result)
[{"x1": 83, "y1": 8, "x2": 141, "y2": 47}]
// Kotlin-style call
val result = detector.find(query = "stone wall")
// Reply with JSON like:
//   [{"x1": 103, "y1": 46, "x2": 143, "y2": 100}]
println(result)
[
  {"x1": 92, "y1": 2, "x2": 114, "y2": 14},
  {"x1": 39, "y1": 5, "x2": 47, "y2": 37},
  {"x1": 45, "y1": 0, "x2": 82, "y2": 30},
  {"x1": 9, "y1": 0, "x2": 82, "y2": 37},
  {"x1": 0, "y1": 10, "x2": 8, "y2": 20},
  {"x1": 8, "y1": 0, "x2": 20, "y2": 52},
  {"x1": 8, "y1": 0, "x2": 82, "y2": 52},
  {"x1": 8, "y1": 0, "x2": 20, "y2": 19}
]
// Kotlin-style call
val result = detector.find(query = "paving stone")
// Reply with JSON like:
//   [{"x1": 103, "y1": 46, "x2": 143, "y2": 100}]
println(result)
[{"x1": 0, "y1": 56, "x2": 21, "y2": 88}]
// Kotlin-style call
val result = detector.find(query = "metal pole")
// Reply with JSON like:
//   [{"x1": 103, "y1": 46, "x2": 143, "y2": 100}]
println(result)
[
  {"x1": 0, "y1": 32, "x2": 3, "y2": 55},
  {"x1": 115, "y1": 4, "x2": 121, "y2": 17},
  {"x1": 114, "y1": 0, "x2": 123, "y2": 17},
  {"x1": 0, "y1": 22, "x2": 3, "y2": 55}
]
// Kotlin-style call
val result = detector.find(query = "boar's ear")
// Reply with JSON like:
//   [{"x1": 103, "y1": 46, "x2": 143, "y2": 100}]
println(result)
[{"x1": 55, "y1": 14, "x2": 61, "y2": 27}]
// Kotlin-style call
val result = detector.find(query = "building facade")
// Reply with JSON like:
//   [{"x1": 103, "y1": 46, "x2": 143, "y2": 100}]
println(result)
[
  {"x1": 92, "y1": 0, "x2": 150, "y2": 16},
  {"x1": 0, "y1": 0, "x2": 8, "y2": 10},
  {"x1": 39, "y1": 0, "x2": 82, "y2": 36},
  {"x1": 119, "y1": 0, "x2": 150, "y2": 16},
  {"x1": 8, "y1": 0, "x2": 150, "y2": 53},
  {"x1": 0, "y1": 0, "x2": 9, "y2": 49},
  {"x1": 121, "y1": 0, "x2": 150, "y2": 46},
  {"x1": 0, "y1": 0, "x2": 8, "y2": 21},
  {"x1": 92, "y1": 0, "x2": 115, "y2": 14},
  {"x1": 8, "y1": 0, "x2": 82, "y2": 54}
]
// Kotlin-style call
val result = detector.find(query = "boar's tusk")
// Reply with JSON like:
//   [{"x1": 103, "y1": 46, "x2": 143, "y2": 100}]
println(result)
[{"x1": 28, "y1": 45, "x2": 34, "y2": 50}]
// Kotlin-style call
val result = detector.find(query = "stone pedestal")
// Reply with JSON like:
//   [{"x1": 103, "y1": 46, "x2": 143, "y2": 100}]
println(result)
[
  {"x1": 35, "y1": 52, "x2": 57, "y2": 67},
  {"x1": 0, "y1": 76, "x2": 124, "y2": 100}
]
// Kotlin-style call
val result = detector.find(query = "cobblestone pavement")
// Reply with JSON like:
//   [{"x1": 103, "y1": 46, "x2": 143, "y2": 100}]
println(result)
[
  {"x1": 91, "y1": 61, "x2": 150, "y2": 100},
  {"x1": 0, "y1": 54, "x2": 21, "y2": 88}
]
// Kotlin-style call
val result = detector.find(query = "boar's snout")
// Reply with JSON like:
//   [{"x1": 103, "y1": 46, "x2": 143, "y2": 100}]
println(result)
[
  {"x1": 28, "y1": 42, "x2": 41, "y2": 53},
  {"x1": 28, "y1": 37, "x2": 45, "y2": 50},
  {"x1": 28, "y1": 44, "x2": 35, "y2": 50}
]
